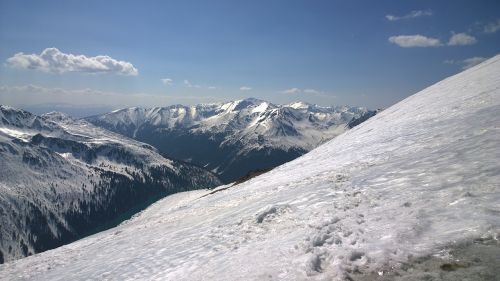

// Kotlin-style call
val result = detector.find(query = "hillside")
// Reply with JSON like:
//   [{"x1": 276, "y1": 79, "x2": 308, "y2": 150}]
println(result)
[
  {"x1": 0, "y1": 109, "x2": 221, "y2": 263},
  {"x1": 1, "y1": 55, "x2": 499, "y2": 280}
]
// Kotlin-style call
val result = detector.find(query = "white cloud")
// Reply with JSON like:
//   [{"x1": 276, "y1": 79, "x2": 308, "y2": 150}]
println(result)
[
  {"x1": 389, "y1": 33, "x2": 477, "y2": 48},
  {"x1": 386, "y1": 10, "x2": 433, "y2": 21},
  {"x1": 448, "y1": 33, "x2": 477, "y2": 46},
  {"x1": 183, "y1": 79, "x2": 216, "y2": 90},
  {"x1": 6, "y1": 48, "x2": 138, "y2": 75},
  {"x1": 388, "y1": 35, "x2": 442, "y2": 48},
  {"x1": 303, "y1": 89, "x2": 321, "y2": 94},
  {"x1": 239, "y1": 86, "x2": 252, "y2": 91},
  {"x1": 282, "y1": 87, "x2": 301, "y2": 94},
  {"x1": 462, "y1": 57, "x2": 489, "y2": 69},
  {"x1": 281, "y1": 88, "x2": 325, "y2": 96},
  {"x1": 161, "y1": 78, "x2": 173, "y2": 86},
  {"x1": 484, "y1": 19, "x2": 500, "y2": 33},
  {"x1": 184, "y1": 80, "x2": 201, "y2": 88},
  {"x1": 443, "y1": 57, "x2": 489, "y2": 70}
]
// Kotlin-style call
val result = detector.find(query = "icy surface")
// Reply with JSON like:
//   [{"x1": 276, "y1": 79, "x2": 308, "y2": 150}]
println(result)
[{"x1": 1, "y1": 56, "x2": 500, "y2": 280}]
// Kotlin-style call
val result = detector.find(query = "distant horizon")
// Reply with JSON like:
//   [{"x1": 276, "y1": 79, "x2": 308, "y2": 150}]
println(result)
[{"x1": 8, "y1": 95, "x2": 381, "y2": 119}]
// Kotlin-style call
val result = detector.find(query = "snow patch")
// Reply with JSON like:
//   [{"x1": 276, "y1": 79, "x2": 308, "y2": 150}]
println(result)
[{"x1": 0, "y1": 127, "x2": 34, "y2": 142}]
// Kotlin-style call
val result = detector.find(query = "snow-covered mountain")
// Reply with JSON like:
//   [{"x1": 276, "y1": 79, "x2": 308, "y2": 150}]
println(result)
[
  {"x1": 2, "y1": 56, "x2": 498, "y2": 280},
  {"x1": 86, "y1": 99, "x2": 369, "y2": 182},
  {"x1": 0, "y1": 107, "x2": 221, "y2": 263}
]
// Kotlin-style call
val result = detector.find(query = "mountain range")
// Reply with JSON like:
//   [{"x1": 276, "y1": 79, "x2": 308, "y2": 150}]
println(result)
[
  {"x1": 0, "y1": 107, "x2": 221, "y2": 263},
  {"x1": 86, "y1": 99, "x2": 370, "y2": 182}
]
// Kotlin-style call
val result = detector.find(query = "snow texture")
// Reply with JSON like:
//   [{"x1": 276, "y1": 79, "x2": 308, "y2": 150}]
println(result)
[{"x1": 1, "y1": 55, "x2": 499, "y2": 280}]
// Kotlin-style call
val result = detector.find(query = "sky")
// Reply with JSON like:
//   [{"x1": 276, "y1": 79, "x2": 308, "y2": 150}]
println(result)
[{"x1": 0, "y1": 0, "x2": 499, "y2": 116}]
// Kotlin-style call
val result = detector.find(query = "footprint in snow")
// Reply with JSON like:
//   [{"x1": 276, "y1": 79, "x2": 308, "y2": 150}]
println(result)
[{"x1": 255, "y1": 204, "x2": 290, "y2": 224}]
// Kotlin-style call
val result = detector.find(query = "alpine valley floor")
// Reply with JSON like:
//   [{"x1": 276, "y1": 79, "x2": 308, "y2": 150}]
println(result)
[{"x1": 1, "y1": 55, "x2": 499, "y2": 280}]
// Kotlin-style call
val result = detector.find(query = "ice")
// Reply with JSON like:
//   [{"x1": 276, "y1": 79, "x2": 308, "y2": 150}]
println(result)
[{"x1": 1, "y1": 55, "x2": 499, "y2": 280}]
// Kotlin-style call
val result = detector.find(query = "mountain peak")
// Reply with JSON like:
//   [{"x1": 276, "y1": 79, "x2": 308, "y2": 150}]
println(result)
[
  {"x1": 0, "y1": 105, "x2": 32, "y2": 118},
  {"x1": 85, "y1": 98, "x2": 368, "y2": 182},
  {"x1": 286, "y1": 101, "x2": 311, "y2": 109},
  {"x1": 42, "y1": 111, "x2": 74, "y2": 122},
  {"x1": 0, "y1": 105, "x2": 55, "y2": 131},
  {"x1": 217, "y1": 98, "x2": 269, "y2": 112},
  {"x1": 242, "y1": 97, "x2": 266, "y2": 104}
]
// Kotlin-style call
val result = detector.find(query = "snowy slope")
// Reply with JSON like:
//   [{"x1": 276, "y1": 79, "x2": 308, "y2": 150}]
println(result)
[
  {"x1": 1, "y1": 55, "x2": 499, "y2": 280},
  {"x1": 0, "y1": 108, "x2": 221, "y2": 263},
  {"x1": 86, "y1": 99, "x2": 368, "y2": 182}
]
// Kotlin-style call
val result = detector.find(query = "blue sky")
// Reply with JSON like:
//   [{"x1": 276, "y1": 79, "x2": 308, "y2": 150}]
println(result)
[{"x1": 0, "y1": 0, "x2": 499, "y2": 114}]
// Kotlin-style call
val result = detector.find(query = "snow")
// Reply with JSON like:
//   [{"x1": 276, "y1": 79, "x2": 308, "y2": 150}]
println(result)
[
  {"x1": 0, "y1": 127, "x2": 34, "y2": 141},
  {"x1": 86, "y1": 97, "x2": 364, "y2": 156},
  {"x1": 1, "y1": 55, "x2": 500, "y2": 280},
  {"x1": 251, "y1": 102, "x2": 268, "y2": 113},
  {"x1": 288, "y1": 101, "x2": 310, "y2": 109},
  {"x1": 55, "y1": 152, "x2": 72, "y2": 159},
  {"x1": 220, "y1": 100, "x2": 240, "y2": 112}
]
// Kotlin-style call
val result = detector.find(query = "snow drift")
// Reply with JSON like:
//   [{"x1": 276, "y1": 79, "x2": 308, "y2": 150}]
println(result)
[{"x1": 1, "y1": 55, "x2": 499, "y2": 280}]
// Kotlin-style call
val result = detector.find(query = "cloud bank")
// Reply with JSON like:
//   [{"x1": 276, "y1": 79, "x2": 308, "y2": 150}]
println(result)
[
  {"x1": 390, "y1": 32, "x2": 479, "y2": 48},
  {"x1": 461, "y1": 57, "x2": 488, "y2": 69},
  {"x1": 6, "y1": 48, "x2": 138, "y2": 76},
  {"x1": 0, "y1": 84, "x2": 219, "y2": 108},
  {"x1": 388, "y1": 35, "x2": 442, "y2": 48},
  {"x1": 282, "y1": 88, "x2": 324, "y2": 96},
  {"x1": 448, "y1": 33, "x2": 477, "y2": 46},
  {"x1": 445, "y1": 57, "x2": 489, "y2": 70},
  {"x1": 282, "y1": 88, "x2": 301, "y2": 94},
  {"x1": 239, "y1": 86, "x2": 252, "y2": 91}
]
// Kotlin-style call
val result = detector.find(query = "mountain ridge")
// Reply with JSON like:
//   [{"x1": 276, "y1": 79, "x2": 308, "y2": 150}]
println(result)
[
  {"x1": 0, "y1": 106, "x2": 221, "y2": 263},
  {"x1": 86, "y1": 98, "x2": 370, "y2": 182}
]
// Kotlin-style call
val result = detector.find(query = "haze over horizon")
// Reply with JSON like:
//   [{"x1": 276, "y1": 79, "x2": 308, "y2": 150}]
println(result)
[{"x1": 1, "y1": 0, "x2": 499, "y2": 116}]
